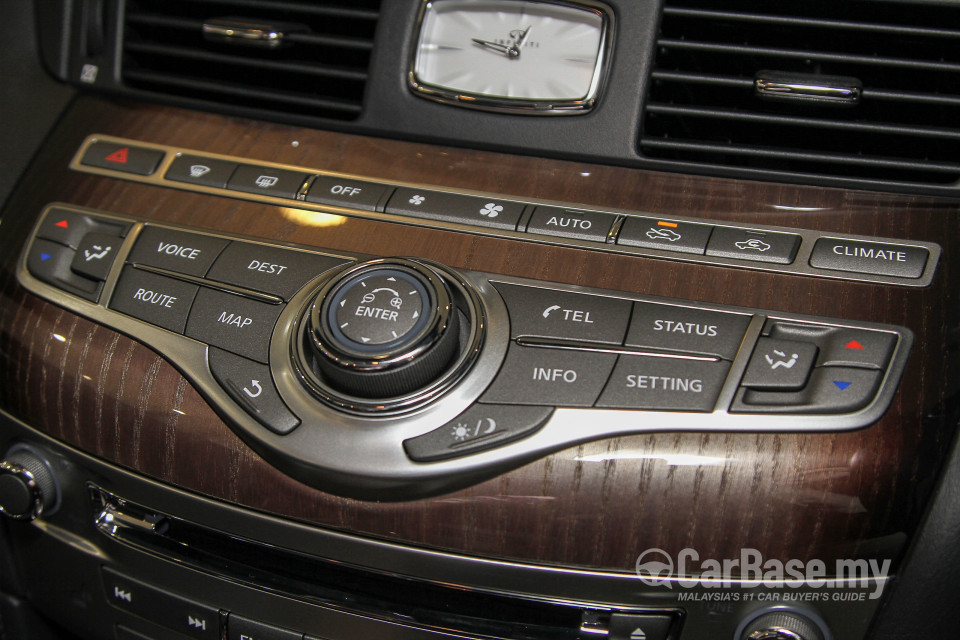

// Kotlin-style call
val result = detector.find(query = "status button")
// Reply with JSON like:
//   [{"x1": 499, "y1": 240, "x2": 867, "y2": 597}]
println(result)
[{"x1": 626, "y1": 302, "x2": 751, "y2": 360}]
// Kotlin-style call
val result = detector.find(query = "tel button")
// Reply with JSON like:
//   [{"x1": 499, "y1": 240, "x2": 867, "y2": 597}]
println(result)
[
  {"x1": 128, "y1": 226, "x2": 228, "y2": 277},
  {"x1": 110, "y1": 267, "x2": 199, "y2": 333},
  {"x1": 626, "y1": 302, "x2": 751, "y2": 360},
  {"x1": 206, "y1": 241, "x2": 347, "y2": 300},
  {"x1": 493, "y1": 282, "x2": 631, "y2": 345},
  {"x1": 480, "y1": 344, "x2": 617, "y2": 407}
]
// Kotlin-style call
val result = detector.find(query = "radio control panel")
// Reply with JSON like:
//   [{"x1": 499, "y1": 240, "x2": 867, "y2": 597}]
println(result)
[{"x1": 18, "y1": 204, "x2": 913, "y2": 499}]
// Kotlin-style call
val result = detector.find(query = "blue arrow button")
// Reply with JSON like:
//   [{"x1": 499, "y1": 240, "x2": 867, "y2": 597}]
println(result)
[
  {"x1": 833, "y1": 380, "x2": 852, "y2": 391},
  {"x1": 40, "y1": 252, "x2": 51, "y2": 261}
]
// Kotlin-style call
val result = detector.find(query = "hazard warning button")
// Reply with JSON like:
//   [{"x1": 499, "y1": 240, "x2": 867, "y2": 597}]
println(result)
[{"x1": 81, "y1": 140, "x2": 165, "y2": 176}]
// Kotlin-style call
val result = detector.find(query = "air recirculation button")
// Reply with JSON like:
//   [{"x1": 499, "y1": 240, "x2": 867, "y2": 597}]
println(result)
[{"x1": 295, "y1": 259, "x2": 483, "y2": 413}]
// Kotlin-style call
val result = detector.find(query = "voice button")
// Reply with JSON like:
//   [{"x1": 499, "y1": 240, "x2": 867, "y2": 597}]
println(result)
[{"x1": 128, "y1": 226, "x2": 228, "y2": 277}]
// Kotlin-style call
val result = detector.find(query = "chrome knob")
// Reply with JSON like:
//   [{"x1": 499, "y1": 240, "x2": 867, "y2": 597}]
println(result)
[
  {"x1": 741, "y1": 611, "x2": 826, "y2": 640},
  {"x1": 0, "y1": 445, "x2": 59, "y2": 520}
]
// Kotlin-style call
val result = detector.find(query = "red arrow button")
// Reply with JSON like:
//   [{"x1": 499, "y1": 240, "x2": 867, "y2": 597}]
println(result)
[
  {"x1": 844, "y1": 340, "x2": 864, "y2": 350},
  {"x1": 55, "y1": 219, "x2": 69, "y2": 228}
]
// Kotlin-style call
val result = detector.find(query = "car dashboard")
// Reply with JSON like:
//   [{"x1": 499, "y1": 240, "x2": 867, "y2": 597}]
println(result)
[{"x1": 0, "y1": 1, "x2": 958, "y2": 640}]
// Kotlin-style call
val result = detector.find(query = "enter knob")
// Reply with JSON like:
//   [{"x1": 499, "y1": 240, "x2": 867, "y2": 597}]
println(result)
[
  {"x1": 740, "y1": 611, "x2": 826, "y2": 640},
  {"x1": 308, "y1": 259, "x2": 461, "y2": 398},
  {"x1": 0, "y1": 445, "x2": 59, "y2": 520}
]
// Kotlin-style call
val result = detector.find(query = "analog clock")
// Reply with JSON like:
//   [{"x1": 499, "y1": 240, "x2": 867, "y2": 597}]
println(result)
[{"x1": 410, "y1": 0, "x2": 612, "y2": 114}]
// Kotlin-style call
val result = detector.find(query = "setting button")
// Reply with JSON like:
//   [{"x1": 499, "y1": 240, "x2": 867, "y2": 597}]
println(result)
[
  {"x1": 386, "y1": 188, "x2": 525, "y2": 231},
  {"x1": 625, "y1": 302, "x2": 751, "y2": 360},
  {"x1": 596, "y1": 355, "x2": 730, "y2": 411},
  {"x1": 618, "y1": 217, "x2": 713, "y2": 255},
  {"x1": 740, "y1": 338, "x2": 818, "y2": 390},
  {"x1": 208, "y1": 348, "x2": 299, "y2": 435},
  {"x1": 226, "y1": 165, "x2": 309, "y2": 199},
  {"x1": 493, "y1": 282, "x2": 631, "y2": 345},
  {"x1": 525, "y1": 206, "x2": 617, "y2": 242},
  {"x1": 809, "y1": 237, "x2": 929, "y2": 278},
  {"x1": 480, "y1": 344, "x2": 617, "y2": 407},
  {"x1": 110, "y1": 268, "x2": 198, "y2": 333},
  {"x1": 706, "y1": 227, "x2": 800, "y2": 264},
  {"x1": 128, "y1": 226, "x2": 228, "y2": 277},
  {"x1": 185, "y1": 289, "x2": 283, "y2": 363},
  {"x1": 305, "y1": 176, "x2": 390, "y2": 211},
  {"x1": 404, "y1": 405, "x2": 553, "y2": 462},
  {"x1": 734, "y1": 367, "x2": 882, "y2": 414},
  {"x1": 206, "y1": 242, "x2": 346, "y2": 300}
]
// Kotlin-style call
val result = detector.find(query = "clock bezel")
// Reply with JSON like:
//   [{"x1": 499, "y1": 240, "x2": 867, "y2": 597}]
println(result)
[{"x1": 408, "y1": 0, "x2": 614, "y2": 115}]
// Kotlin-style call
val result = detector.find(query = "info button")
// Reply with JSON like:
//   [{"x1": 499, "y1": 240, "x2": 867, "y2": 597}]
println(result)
[{"x1": 494, "y1": 282, "x2": 631, "y2": 345}]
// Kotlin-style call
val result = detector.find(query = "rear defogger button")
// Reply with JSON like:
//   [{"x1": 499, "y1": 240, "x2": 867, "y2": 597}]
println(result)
[{"x1": 626, "y1": 302, "x2": 751, "y2": 360}]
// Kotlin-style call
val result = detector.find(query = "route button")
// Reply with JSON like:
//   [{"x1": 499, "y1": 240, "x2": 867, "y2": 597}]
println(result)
[
  {"x1": 208, "y1": 348, "x2": 299, "y2": 435},
  {"x1": 110, "y1": 267, "x2": 199, "y2": 333},
  {"x1": 494, "y1": 282, "x2": 631, "y2": 345}
]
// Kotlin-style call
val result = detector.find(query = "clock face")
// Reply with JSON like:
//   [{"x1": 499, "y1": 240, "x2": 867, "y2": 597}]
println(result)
[{"x1": 410, "y1": 0, "x2": 610, "y2": 114}]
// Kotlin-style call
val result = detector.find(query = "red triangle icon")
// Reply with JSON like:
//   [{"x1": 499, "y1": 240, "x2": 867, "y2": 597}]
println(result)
[
  {"x1": 845, "y1": 340, "x2": 865, "y2": 350},
  {"x1": 55, "y1": 219, "x2": 69, "y2": 228},
  {"x1": 105, "y1": 147, "x2": 129, "y2": 164}
]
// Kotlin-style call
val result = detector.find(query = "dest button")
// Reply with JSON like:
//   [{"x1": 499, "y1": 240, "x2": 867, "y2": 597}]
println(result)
[
  {"x1": 480, "y1": 344, "x2": 617, "y2": 407},
  {"x1": 494, "y1": 282, "x2": 631, "y2": 345},
  {"x1": 206, "y1": 241, "x2": 347, "y2": 301}
]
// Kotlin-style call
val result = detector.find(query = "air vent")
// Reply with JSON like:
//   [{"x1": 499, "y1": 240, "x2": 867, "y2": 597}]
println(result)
[
  {"x1": 122, "y1": 0, "x2": 381, "y2": 122},
  {"x1": 640, "y1": 0, "x2": 960, "y2": 187}
]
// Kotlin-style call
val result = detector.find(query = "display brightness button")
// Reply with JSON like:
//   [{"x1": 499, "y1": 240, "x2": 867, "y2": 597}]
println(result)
[
  {"x1": 625, "y1": 302, "x2": 751, "y2": 360},
  {"x1": 494, "y1": 282, "x2": 631, "y2": 345},
  {"x1": 596, "y1": 355, "x2": 730, "y2": 411},
  {"x1": 185, "y1": 289, "x2": 283, "y2": 363},
  {"x1": 480, "y1": 344, "x2": 617, "y2": 407},
  {"x1": 404, "y1": 405, "x2": 553, "y2": 462}
]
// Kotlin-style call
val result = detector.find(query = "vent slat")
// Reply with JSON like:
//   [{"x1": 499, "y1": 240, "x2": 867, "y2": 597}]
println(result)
[
  {"x1": 646, "y1": 104, "x2": 960, "y2": 141},
  {"x1": 121, "y1": 0, "x2": 380, "y2": 122},
  {"x1": 639, "y1": 138, "x2": 960, "y2": 174},
  {"x1": 663, "y1": 7, "x2": 960, "y2": 40},
  {"x1": 658, "y1": 38, "x2": 960, "y2": 74},
  {"x1": 642, "y1": 0, "x2": 960, "y2": 186},
  {"x1": 123, "y1": 68, "x2": 363, "y2": 114},
  {"x1": 124, "y1": 41, "x2": 369, "y2": 81}
]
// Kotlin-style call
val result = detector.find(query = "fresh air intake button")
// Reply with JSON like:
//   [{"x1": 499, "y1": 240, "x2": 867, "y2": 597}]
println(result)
[
  {"x1": 809, "y1": 237, "x2": 929, "y2": 278},
  {"x1": 36, "y1": 208, "x2": 130, "y2": 250},
  {"x1": 525, "y1": 206, "x2": 617, "y2": 242},
  {"x1": 480, "y1": 344, "x2": 617, "y2": 407},
  {"x1": 706, "y1": 227, "x2": 800, "y2": 264},
  {"x1": 625, "y1": 302, "x2": 751, "y2": 360},
  {"x1": 165, "y1": 154, "x2": 238, "y2": 189},
  {"x1": 208, "y1": 348, "x2": 299, "y2": 435},
  {"x1": 596, "y1": 355, "x2": 730, "y2": 411},
  {"x1": 110, "y1": 267, "x2": 199, "y2": 333},
  {"x1": 128, "y1": 226, "x2": 228, "y2": 277},
  {"x1": 226, "y1": 164, "x2": 309, "y2": 200},
  {"x1": 403, "y1": 405, "x2": 553, "y2": 462},
  {"x1": 305, "y1": 176, "x2": 390, "y2": 211},
  {"x1": 494, "y1": 282, "x2": 631, "y2": 345},
  {"x1": 101, "y1": 567, "x2": 219, "y2": 639},
  {"x1": 27, "y1": 239, "x2": 102, "y2": 301},
  {"x1": 765, "y1": 322, "x2": 896, "y2": 370},
  {"x1": 81, "y1": 141, "x2": 165, "y2": 176},
  {"x1": 185, "y1": 288, "x2": 284, "y2": 363},
  {"x1": 386, "y1": 188, "x2": 525, "y2": 231},
  {"x1": 734, "y1": 367, "x2": 882, "y2": 414},
  {"x1": 740, "y1": 338, "x2": 818, "y2": 390},
  {"x1": 617, "y1": 216, "x2": 713, "y2": 255},
  {"x1": 206, "y1": 241, "x2": 347, "y2": 300}
]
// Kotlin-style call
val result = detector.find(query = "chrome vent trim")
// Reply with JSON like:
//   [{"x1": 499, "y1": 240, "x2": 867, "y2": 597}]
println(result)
[
  {"x1": 640, "y1": 0, "x2": 960, "y2": 186},
  {"x1": 122, "y1": 0, "x2": 381, "y2": 121}
]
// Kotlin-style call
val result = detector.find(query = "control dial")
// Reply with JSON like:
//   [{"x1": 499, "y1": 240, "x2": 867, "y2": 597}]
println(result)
[
  {"x1": 304, "y1": 259, "x2": 465, "y2": 402},
  {"x1": 740, "y1": 611, "x2": 826, "y2": 640},
  {"x1": 0, "y1": 445, "x2": 59, "y2": 520}
]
